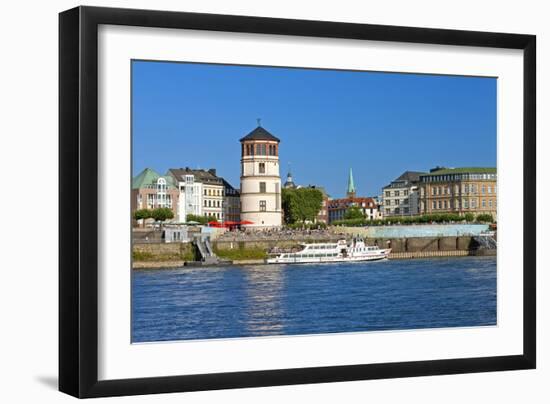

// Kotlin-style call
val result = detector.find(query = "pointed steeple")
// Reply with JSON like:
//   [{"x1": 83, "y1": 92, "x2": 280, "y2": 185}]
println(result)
[{"x1": 347, "y1": 167, "x2": 356, "y2": 198}]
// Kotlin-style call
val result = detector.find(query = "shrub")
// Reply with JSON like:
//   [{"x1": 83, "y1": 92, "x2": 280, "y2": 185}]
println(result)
[
  {"x1": 464, "y1": 213, "x2": 475, "y2": 222},
  {"x1": 476, "y1": 213, "x2": 494, "y2": 223},
  {"x1": 132, "y1": 251, "x2": 154, "y2": 261}
]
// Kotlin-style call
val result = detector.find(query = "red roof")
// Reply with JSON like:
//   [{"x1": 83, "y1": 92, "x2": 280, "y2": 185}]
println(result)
[{"x1": 328, "y1": 197, "x2": 377, "y2": 210}]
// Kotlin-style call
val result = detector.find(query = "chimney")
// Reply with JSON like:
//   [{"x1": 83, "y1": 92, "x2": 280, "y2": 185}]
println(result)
[{"x1": 208, "y1": 168, "x2": 217, "y2": 176}]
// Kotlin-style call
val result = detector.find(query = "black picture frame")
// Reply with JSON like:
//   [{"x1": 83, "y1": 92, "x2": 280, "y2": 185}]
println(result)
[{"x1": 59, "y1": 5, "x2": 536, "y2": 398}]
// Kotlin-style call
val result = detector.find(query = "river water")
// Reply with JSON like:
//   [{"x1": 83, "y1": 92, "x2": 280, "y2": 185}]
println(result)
[{"x1": 132, "y1": 256, "x2": 496, "y2": 343}]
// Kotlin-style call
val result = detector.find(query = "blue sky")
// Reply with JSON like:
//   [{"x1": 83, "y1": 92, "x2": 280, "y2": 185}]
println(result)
[{"x1": 132, "y1": 60, "x2": 496, "y2": 198}]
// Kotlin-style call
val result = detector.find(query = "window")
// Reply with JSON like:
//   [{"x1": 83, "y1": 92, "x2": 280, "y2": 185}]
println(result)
[
  {"x1": 488, "y1": 185, "x2": 492, "y2": 193},
  {"x1": 385, "y1": 191, "x2": 390, "y2": 197},
  {"x1": 404, "y1": 190, "x2": 409, "y2": 196},
  {"x1": 394, "y1": 190, "x2": 400, "y2": 197},
  {"x1": 471, "y1": 199, "x2": 476, "y2": 208},
  {"x1": 464, "y1": 199, "x2": 469, "y2": 209},
  {"x1": 204, "y1": 200, "x2": 207, "y2": 207},
  {"x1": 403, "y1": 198, "x2": 409, "y2": 205},
  {"x1": 482, "y1": 199, "x2": 486, "y2": 207},
  {"x1": 259, "y1": 182, "x2": 266, "y2": 193},
  {"x1": 432, "y1": 201, "x2": 436, "y2": 209},
  {"x1": 259, "y1": 162, "x2": 266, "y2": 174},
  {"x1": 259, "y1": 200, "x2": 266, "y2": 211},
  {"x1": 482, "y1": 185, "x2": 486, "y2": 194},
  {"x1": 256, "y1": 144, "x2": 267, "y2": 155}
]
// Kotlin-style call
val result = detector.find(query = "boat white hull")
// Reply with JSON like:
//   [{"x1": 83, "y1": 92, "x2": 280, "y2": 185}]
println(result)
[{"x1": 266, "y1": 249, "x2": 391, "y2": 265}]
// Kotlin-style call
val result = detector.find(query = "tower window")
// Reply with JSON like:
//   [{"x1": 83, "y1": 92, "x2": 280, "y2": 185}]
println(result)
[
  {"x1": 259, "y1": 182, "x2": 266, "y2": 193},
  {"x1": 259, "y1": 200, "x2": 266, "y2": 211},
  {"x1": 259, "y1": 163, "x2": 266, "y2": 174}
]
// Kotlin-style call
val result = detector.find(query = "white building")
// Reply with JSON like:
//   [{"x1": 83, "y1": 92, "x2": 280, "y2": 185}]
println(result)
[
  {"x1": 239, "y1": 125, "x2": 282, "y2": 228},
  {"x1": 382, "y1": 171, "x2": 424, "y2": 216},
  {"x1": 168, "y1": 168, "x2": 226, "y2": 222}
]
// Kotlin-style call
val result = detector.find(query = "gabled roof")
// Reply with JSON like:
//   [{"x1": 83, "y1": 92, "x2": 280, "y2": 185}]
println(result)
[
  {"x1": 168, "y1": 167, "x2": 223, "y2": 186},
  {"x1": 328, "y1": 196, "x2": 376, "y2": 209},
  {"x1": 132, "y1": 168, "x2": 176, "y2": 189},
  {"x1": 239, "y1": 126, "x2": 280, "y2": 142}
]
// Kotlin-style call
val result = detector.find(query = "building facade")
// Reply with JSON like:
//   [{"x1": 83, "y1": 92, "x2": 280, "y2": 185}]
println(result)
[
  {"x1": 223, "y1": 179, "x2": 241, "y2": 222},
  {"x1": 239, "y1": 125, "x2": 283, "y2": 228},
  {"x1": 418, "y1": 167, "x2": 497, "y2": 218},
  {"x1": 168, "y1": 168, "x2": 238, "y2": 222},
  {"x1": 327, "y1": 168, "x2": 380, "y2": 223},
  {"x1": 382, "y1": 171, "x2": 424, "y2": 216},
  {"x1": 131, "y1": 168, "x2": 179, "y2": 220},
  {"x1": 328, "y1": 197, "x2": 380, "y2": 222}
]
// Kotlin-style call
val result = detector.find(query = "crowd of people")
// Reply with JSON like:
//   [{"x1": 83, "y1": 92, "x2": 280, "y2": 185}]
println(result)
[{"x1": 216, "y1": 226, "x2": 346, "y2": 242}]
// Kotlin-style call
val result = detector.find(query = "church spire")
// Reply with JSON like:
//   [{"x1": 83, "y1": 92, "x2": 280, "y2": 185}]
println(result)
[{"x1": 347, "y1": 167, "x2": 356, "y2": 198}]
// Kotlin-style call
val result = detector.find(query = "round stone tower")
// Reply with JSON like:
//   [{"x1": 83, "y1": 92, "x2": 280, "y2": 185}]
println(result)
[{"x1": 239, "y1": 124, "x2": 282, "y2": 228}]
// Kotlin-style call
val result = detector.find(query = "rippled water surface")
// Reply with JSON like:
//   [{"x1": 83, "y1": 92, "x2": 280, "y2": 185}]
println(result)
[{"x1": 132, "y1": 256, "x2": 496, "y2": 343}]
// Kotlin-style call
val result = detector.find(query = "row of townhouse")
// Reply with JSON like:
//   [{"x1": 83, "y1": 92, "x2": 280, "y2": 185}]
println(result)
[
  {"x1": 382, "y1": 166, "x2": 497, "y2": 219},
  {"x1": 131, "y1": 167, "x2": 240, "y2": 224}
]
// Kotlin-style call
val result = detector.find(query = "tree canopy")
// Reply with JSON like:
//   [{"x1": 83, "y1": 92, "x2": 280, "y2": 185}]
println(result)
[
  {"x1": 282, "y1": 188, "x2": 323, "y2": 224},
  {"x1": 133, "y1": 209, "x2": 152, "y2": 221},
  {"x1": 151, "y1": 207, "x2": 174, "y2": 222},
  {"x1": 344, "y1": 206, "x2": 365, "y2": 220}
]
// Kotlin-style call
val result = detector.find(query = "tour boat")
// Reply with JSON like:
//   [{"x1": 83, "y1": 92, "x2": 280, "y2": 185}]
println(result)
[{"x1": 266, "y1": 238, "x2": 391, "y2": 264}]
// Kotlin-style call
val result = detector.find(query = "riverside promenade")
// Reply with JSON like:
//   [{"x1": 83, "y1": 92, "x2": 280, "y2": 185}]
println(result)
[{"x1": 132, "y1": 224, "x2": 496, "y2": 269}]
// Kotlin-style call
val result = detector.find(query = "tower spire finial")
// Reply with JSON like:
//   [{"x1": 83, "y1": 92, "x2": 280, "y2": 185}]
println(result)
[
  {"x1": 347, "y1": 167, "x2": 356, "y2": 198},
  {"x1": 257, "y1": 118, "x2": 262, "y2": 127}
]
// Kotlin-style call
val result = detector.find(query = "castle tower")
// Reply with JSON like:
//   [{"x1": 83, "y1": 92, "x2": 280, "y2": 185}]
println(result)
[
  {"x1": 239, "y1": 123, "x2": 282, "y2": 228},
  {"x1": 347, "y1": 167, "x2": 356, "y2": 198}
]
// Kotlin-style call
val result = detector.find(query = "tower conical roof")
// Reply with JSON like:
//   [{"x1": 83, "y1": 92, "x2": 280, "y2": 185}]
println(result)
[{"x1": 239, "y1": 126, "x2": 280, "y2": 142}]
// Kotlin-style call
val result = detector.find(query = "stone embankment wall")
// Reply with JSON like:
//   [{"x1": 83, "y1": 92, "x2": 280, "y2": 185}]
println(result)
[{"x1": 132, "y1": 235, "x2": 493, "y2": 268}]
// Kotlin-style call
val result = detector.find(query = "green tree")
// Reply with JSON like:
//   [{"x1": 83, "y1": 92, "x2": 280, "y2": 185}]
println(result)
[
  {"x1": 133, "y1": 209, "x2": 152, "y2": 222},
  {"x1": 476, "y1": 213, "x2": 494, "y2": 223},
  {"x1": 344, "y1": 206, "x2": 365, "y2": 220},
  {"x1": 464, "y1": 213, "x2": 475, "y2": 222},
  {"x1": 151, "y1": 207, "x2": 174, "y2": 222},
  {"x1": 282, "y1": 188, "x2": 323, "y2": 224},
  {"x1": 186, "y1": 214, "x2": 218, "y2": 225}
]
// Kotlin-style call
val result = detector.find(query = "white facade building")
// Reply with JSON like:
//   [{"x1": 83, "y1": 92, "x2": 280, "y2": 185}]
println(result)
[
  {"x1": 239, "y1": 125, "x2": 282, "y2": 228},
  {"x1": 168, "y1": 168, "x2": 226, "y2": 222},
  {"x1": 382, "y1": 171, "x2": 424, "y2": 216}
]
